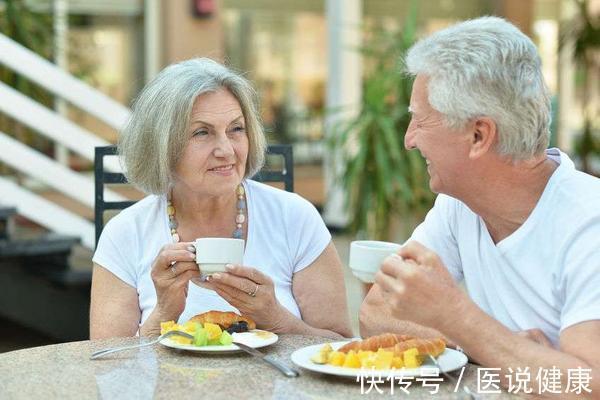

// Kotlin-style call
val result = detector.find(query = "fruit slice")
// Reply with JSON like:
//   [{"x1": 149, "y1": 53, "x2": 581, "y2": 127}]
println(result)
[
  {"x1": 327, "y1": 351, "x2": 346, "y2": 366},
  {"x1": 374, "y1": 348, "x2": 394, "y2": 370},
  {"x1": 342, "y1": 350, "x2": 361, "y2": 368},
  {"x1": 219, "y1": 331, "x2": 233, "y2": 345},
  {"x1": 403, "y1": 348, "x2": 422, "y2": 368},
  {"x1": 193, "y1": 327, "x2": 208, "y2": 346},
  {"x1": 310, "y1": 343, "x2": 334, "y2": 364},
  {"x1": 391, "y1": 356, "x2": 404, "y2": 369},
  {"x1": 204, "y1": 322, "x2": 222, "y2": 340},
  {"x1": 160, "y1": 320, "x2": 175, "y2": 335}
]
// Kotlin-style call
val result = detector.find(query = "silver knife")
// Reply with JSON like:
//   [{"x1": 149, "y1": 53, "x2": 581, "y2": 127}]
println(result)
[{"x1": 233, "y1": 341, "x2": 299, "y2": 378}]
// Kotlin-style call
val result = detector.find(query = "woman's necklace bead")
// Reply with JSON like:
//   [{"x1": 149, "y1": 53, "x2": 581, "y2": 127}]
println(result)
[{"x1": 167, "y1": 184, "x2": 246, "y2": 243}]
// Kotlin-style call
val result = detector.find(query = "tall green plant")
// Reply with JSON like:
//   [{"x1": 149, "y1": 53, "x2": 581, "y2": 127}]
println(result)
[
  {"x1": 332, "y1": 5, "x2": 435, "y2": 240},
  {"x1": 560, "y1": 0, "x2": 600, "y2": 175}
]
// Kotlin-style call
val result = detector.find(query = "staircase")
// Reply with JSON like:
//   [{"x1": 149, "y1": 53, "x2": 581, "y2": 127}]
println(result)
[{"x1": 0, "y1": 34, "x2": 132, "y2": 341}]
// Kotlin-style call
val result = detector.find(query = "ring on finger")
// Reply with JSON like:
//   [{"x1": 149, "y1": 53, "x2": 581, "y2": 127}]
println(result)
[
  {"x1": 170, "y1": 263, "x2": 177, "y2": 277},
  {"x1": 247, "y1": 283, "x2": 259, "y2": 297}
]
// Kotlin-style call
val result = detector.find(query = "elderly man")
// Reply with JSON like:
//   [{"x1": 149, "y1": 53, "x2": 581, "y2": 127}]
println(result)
[{"x1": 360, "y1": 16, "x2": 600, "y2": 397}]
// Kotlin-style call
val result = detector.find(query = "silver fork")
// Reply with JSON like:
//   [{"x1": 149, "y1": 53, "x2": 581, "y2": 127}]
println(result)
[
  {"x1": 427, "y1": 354, "x2": 482, "y2": 400},
  {"x1": 90, "y1": 330, "x2": 194, "y2": 360}
]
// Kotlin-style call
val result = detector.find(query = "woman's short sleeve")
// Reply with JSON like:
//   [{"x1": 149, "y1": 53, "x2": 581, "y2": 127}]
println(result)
[
  {"x1": 285, "y1": 194, "x2": 332, "y2": 274},
  {"x1": 92, "y1": 214, "x2": 139, "y2": 288}
]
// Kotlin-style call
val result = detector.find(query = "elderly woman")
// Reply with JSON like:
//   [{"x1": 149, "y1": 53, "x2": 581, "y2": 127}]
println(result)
[{"x1": 90, "y1": 58, "x2": 352, "y2": 339}]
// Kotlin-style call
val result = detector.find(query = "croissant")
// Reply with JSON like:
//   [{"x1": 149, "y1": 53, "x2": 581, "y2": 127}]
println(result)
[
  {"x1": 384, "y1": 337, "x2": 446, "y2": 357},
  {"x1": 338, "y1": 333, "x2": 414, "y2": 353},
  {"x1": 189, "y1": 311, "x2": 256, "y2": 330}
]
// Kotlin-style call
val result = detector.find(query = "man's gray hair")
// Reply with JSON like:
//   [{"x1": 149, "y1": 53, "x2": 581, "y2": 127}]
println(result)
[
  {"x1": 405, "y1": 16, "x2": 551, "y2": 160},
  {"x1": 119, "y1": 58, "x2": 266, "y2": 194}
]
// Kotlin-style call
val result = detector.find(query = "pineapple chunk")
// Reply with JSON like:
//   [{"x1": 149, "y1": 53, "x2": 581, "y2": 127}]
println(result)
[
  {"x1": 310, "y1": 352, "x2": 329, "y2": 364},
  {"x1": 403, "y1": 348, "x2": 422, "y2": 368},
  {"x1": 171, "y1": 335, "x2": 193, "y2": 345},
  {"x1": 342, "y1": 350, "x2": 361, "y2": 368},
  {"x1": 374, "y1": 348, "x2": 394, "y2": 370},
  {"x1": 360, "y1": 353, "x2": 378, "y2": 369},
  {"x1": 357, "y1": 350, "x2": 374, "y2": 364},
  {"x1": 160, "y1": 320, "x2": 175, "y2": 335},
  {"x1": 182, "y1": 320, "x2": 197, "y2": 333},
  {"x1": 320, "y1": 343, "x2": 333, "y2": 353},
  {"x1": 310, "y1": 343, "x2": 334, "y2": 364},
  {"x1": 203, "y1": 322, "x2": 222, "y2": 341},
  {"x1": 327, "y1": 351, "x2": 346, "y2": 366},
  {"x1": 391, "y1": 356, "x2": 405, "y2": 369}
]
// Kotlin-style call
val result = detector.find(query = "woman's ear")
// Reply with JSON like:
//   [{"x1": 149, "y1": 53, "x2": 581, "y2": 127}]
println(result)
[{"x1": 468, "y1": 117, "x2": 497, "y2": 160}]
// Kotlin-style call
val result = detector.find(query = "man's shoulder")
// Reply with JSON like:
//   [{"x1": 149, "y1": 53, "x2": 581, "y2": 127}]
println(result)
[
  {"x1": 555, "y1": 169, "x2": 600, "y2": 215},
  {"x1": 568, "y1": 168, "x2": 600, "y2": 191}
]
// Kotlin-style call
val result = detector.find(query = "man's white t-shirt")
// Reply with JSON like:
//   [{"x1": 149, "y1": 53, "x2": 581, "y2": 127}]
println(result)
[
  {"x1": 410, "y1": 148, "x2": 600, "y2": 346},
  {"x1": 93, "y1": 179, "x2": 331, "y2": 326}
]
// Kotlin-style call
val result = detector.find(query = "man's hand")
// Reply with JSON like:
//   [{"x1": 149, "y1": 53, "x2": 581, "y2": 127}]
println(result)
[{"x1": 374, "y1": 241, "x2": 467, "y2": 330}]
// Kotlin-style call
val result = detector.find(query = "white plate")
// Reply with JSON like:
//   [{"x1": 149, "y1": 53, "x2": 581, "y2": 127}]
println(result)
[
  {"x1": 160, "y1": 330, "x2": 278, "y2": 353},
  {"x1": 290, "y1": 341, "x2": 467, "y2": 378}
]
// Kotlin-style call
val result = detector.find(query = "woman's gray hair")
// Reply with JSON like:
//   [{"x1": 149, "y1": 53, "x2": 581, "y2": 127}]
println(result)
[
  {"x1": 119, "y1": 58, "x2": 267, "y2": 194},
  {"x1": 405, "y1": 16, "x2": 551, "y2": 160}
]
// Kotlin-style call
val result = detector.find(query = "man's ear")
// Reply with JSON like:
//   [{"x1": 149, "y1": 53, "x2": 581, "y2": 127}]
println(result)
[{"x1": 469, "y1": 117, "x2": 497, "y2": 159}]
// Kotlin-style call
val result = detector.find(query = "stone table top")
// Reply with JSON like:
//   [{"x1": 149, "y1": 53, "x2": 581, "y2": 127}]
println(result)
[{"x1": 0, "y1": 334, "x2": 522, "y2": 399}]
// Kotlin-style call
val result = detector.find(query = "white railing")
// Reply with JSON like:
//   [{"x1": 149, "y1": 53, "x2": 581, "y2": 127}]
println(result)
[
  {"x1": 0, "y1": 34, "x2": 130, "y2": 130},
  {"x1": 0, "y1": 132, "x2": 125, "y2": 208},
  {"x1": 0, "y1": 33, "x2": 132, "y2": 249},
  {"x1": 0, "y1": 176, "x2": 95, "y2": 248},
  {"x1": 0, "y1": 82, "x2": 121, "y2": 171}
]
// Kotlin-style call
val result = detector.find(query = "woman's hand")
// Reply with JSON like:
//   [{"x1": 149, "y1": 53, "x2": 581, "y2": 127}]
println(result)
[
  {"x1": 207, "y1": 264, "x2": 289, "y2": 331},
  {"x1": 150, "y1": 242, "x2": 199, "y2": 322}
]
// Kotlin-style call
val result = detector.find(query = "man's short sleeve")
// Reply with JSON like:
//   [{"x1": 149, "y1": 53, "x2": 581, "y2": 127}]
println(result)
[
  {"x1": 409, "y1": 194, "x2": 463, "y2": 282},
  {"x1": 285, "y1": 194, "x2": 332, "y2": 274},
  {"x1": 559, "y1": 219, "x2": 600, "y2": 331}
]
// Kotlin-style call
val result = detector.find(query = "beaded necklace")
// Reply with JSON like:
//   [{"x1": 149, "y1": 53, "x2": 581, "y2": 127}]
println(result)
[{"x1": 167, "y1": 184, "x2": 246, "y2": 242}]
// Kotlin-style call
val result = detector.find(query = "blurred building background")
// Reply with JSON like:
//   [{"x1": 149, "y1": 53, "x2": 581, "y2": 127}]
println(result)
[{"x1": 0, "y1": 0, "x2": 598, "y2": 349}]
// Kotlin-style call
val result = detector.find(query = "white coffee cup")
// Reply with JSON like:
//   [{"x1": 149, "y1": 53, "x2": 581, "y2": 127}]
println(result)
[
  {"x1": 194, "y1": 238, "x2": 245, "y2": 276},
  {"x1": 348, "y1": 240, "x2": 401, "y2": 283}
]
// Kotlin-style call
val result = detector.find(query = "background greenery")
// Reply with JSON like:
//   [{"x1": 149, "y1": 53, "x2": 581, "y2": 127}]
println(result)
[
  {"x1": 332, "y1": 3, "x2": 435, "y2": 241},
  {"x1": 561, "y1": 0, "x2": 600, "y2": 176}
]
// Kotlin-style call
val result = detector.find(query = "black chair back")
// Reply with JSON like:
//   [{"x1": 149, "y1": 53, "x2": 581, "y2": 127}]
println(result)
[{"x1": 94, "y1": 144, "x2": 293, "y2": 247}]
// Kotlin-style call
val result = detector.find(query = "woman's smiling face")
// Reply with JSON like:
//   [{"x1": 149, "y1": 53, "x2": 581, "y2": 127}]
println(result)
[{"x1": 173, "y1": 88, "x2": 249, "y2": 197}]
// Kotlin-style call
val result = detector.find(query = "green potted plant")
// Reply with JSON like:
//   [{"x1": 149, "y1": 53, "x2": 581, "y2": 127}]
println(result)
[
  {"x1": 332, "y1": 4, "x2": 435, "y2": 241},
  {"x1": 560, "y1": 0, "x2": 600, "y2": 176}
]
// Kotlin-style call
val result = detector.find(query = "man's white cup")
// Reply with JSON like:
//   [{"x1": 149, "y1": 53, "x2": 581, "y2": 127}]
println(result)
[
  {"x1": 194, "y1": 238, "x2": 245, "y2": 277},
  {"x1": 348, "y1": 240, "x2": 401, "y2": 283}
]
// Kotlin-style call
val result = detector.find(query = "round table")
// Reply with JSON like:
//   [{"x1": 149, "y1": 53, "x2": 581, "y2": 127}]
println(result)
[{"x1": 0, "y1": 334, "x2": 521, "y2": 399}]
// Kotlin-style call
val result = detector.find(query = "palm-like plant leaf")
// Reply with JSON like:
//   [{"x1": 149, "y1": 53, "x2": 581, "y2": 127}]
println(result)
[{"x1": 332, "y1": 1, "x2": 435, "y2": 240}]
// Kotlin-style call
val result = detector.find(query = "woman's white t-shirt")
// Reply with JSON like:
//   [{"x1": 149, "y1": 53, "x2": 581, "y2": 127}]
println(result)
[{"x1": 93, "y1": 179, "x2": 331, "y2": 326}]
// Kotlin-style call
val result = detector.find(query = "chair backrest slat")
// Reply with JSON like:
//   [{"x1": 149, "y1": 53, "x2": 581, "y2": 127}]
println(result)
[{"x1": 94, "y1": 144, "x2": 294, "y2": 248}]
